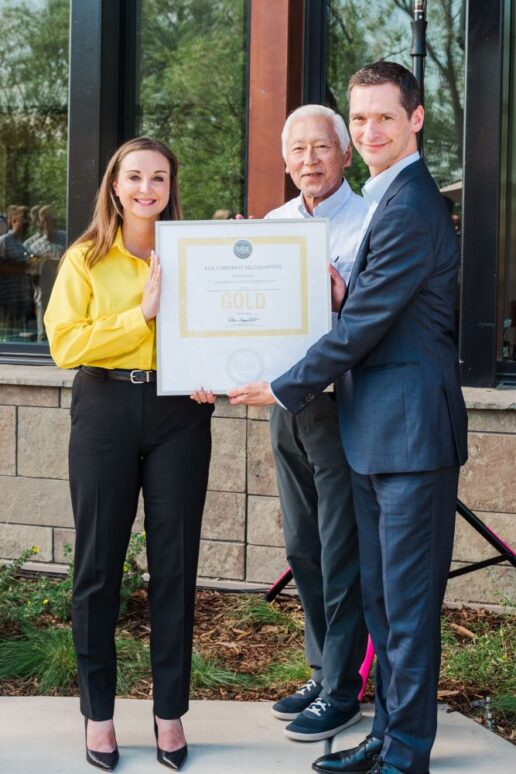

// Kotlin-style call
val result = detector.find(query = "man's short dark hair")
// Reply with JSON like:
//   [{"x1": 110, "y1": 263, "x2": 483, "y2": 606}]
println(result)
[{"x1": 348, "y1": 61, "x2": 421, "y2": 117}]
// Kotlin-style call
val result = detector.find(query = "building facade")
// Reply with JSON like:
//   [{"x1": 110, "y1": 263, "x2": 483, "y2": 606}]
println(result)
[{"x1": 0, "y1": 0, "x2": 514, "y2": 605}]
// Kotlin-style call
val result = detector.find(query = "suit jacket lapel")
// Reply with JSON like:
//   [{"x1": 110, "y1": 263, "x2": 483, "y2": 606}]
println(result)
[{"x1": 344, "y1": 160, "x2": 427, "y2": 300}]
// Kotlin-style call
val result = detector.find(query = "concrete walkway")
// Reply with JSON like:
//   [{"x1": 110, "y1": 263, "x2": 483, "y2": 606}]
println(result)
[{"x1": 0, "y1": 698, "x2": 513, "y2": 773}]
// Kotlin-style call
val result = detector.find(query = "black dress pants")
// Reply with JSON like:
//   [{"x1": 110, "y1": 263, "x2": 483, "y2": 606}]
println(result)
[{"x1": 69, "y1": 369, "x2": 213, "y2": 721}]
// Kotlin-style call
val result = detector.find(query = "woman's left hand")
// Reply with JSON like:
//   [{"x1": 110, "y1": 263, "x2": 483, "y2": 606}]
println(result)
[
  {"x1": 141, "y1": 251, "x2": 162, "y2": 321},
  {"x1": 191, "y1": 388, "x2": 216, "y2": 404}
]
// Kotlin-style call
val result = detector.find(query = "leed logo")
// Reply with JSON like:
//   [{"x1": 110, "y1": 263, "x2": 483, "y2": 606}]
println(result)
[{"x1": 233, "y1": 239, "x2": 253, "y2": 259}]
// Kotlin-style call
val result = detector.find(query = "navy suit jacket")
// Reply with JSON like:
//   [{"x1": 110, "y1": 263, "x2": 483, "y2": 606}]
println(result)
[{"x1": 272, "y1": 160, "x2": 468, "y2": 475}]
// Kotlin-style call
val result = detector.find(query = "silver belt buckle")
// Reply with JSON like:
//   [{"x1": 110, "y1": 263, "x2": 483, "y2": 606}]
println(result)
[{"x1": 130, "y1": 370, "x2": 146, "y2": 384}]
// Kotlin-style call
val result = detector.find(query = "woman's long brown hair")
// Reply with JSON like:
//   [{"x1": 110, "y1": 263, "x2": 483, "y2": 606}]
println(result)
[{"x1": 65, "y1": 136, "x2": 182, "y2": 269}]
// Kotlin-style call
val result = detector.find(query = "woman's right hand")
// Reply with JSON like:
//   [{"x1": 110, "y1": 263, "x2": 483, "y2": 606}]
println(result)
[
  {"x1": 191, "y1": 388, "x2": 216, "y2": 404},
  {"x1": 141, "y1": 251, "x2": 162, "y2": 321}
]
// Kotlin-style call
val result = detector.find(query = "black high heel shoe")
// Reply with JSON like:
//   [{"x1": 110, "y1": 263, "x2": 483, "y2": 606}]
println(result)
[
  {"x1": 84, "y1": 717, "x2": 120, "y2": 771},
  {"x1": 153, "y1": 714, "x2": 188, "y2": 770}
]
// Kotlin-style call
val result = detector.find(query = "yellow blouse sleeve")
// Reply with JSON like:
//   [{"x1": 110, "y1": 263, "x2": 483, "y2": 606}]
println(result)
[{"x1": 44, "y1": 246, "x2": 151, "y2": 369}]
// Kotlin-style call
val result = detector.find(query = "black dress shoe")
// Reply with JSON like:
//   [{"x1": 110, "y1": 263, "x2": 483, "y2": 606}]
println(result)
[
  {"x1": 312, "y1": 734, "x2": 383, "y2": 773},
  {"x1": 84, "y1": 718, "x2": 119, "y2": 771},
  {"x1": 153, "y1": 715, "x2": 188, "y2": 770}
]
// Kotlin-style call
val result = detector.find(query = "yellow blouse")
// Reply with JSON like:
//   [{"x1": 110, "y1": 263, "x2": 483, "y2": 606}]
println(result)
[{"x1": 44, "y1": 228, "x2": 156, "y2": 369}]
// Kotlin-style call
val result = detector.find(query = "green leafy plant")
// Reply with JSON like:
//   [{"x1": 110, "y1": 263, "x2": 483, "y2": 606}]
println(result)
[{"x1": 119, "y1": 532, "x2": 147, "y2": 616}]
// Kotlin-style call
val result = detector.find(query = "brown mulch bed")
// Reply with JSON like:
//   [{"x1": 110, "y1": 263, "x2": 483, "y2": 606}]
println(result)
[{"x1": 1, "y1": 588, "x2": 514, "y2": 742}]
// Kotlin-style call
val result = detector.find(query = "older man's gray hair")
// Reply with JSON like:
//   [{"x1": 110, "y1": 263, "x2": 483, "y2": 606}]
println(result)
[{"x1": 281, "y1": 104, "x2": 351, "y2": 160}]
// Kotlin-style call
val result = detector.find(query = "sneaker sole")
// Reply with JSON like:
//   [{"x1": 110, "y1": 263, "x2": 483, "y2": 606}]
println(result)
[
  {"x1": 270, "y1": 707, "x2": 300, "y2": 720},
  {"x1": 283, "y1": 709, "x2": 362, "y2": 742}
]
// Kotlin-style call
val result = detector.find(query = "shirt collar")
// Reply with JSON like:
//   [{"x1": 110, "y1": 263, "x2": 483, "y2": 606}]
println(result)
[
  {"x1": 362, "y1": 151, "x2": 420, "y2": 208},
  {"x1": 113, "y1": 226, "x2": 142, "y2": 260},
  {"x1": 296, "y1": 179, "x2": 353, "y2": 219}
]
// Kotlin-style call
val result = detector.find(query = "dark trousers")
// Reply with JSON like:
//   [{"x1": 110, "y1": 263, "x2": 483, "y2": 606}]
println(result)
[
  {"x1": 68, "y1": 369, "x2": 213, "y2": 721},
  {"x1": 351, "y1": 466, "x2": 459, "y2": 774},
  {"x1": 270, "y1": 395, "x2": 366, "y2": 711}
]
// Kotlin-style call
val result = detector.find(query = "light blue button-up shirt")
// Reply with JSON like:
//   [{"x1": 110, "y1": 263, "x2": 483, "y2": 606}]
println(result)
[{"x1": 266, "y1": 179, "x2": 368, "y2": 286}]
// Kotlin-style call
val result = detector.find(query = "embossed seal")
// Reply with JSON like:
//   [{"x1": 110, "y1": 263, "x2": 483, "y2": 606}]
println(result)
[
  {"x1": 226, "y1": 348, "x2": 264, "y2": 384},
  {"x1": 233, "y1": 239, "x2": 253, "y2": 259}
]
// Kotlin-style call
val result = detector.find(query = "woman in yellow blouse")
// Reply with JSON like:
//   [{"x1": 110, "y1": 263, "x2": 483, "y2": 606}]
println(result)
[{"x1": 45, "y1": 137, "x2": 213, "y2": 772}]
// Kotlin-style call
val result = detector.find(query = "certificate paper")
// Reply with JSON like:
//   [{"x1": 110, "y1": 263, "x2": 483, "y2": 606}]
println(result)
[{"x1": 156, "y1": 219, "x2": 330, "y2": 394}]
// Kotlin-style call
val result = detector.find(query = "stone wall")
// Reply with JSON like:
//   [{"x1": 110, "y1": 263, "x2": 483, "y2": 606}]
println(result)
[{"x1": 0, "y1": 366, "x2": 514, "y2": 606}]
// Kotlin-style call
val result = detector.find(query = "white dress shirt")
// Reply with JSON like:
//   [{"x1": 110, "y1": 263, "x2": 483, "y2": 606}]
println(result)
[
  {"x1": 267, "y1": 179, "x2": 367, "y2": 406},
  {"x1": 266, "y1": 179, "x2": 368, "y2": 286}
]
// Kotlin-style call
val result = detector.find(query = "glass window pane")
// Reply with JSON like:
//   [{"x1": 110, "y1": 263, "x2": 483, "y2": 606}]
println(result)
[
  {"x1": 326, "y1": 1, "x2": 464, "y2": 340},
  {"x1": 135, "y1": 0, "x2": 247, "y2": 220},
  {"x1": 0, "y1": 0, "x2": 69, "y2": 346},
  {"x1": 326, "y1": 0, "x2": 465, "y2": 202}
]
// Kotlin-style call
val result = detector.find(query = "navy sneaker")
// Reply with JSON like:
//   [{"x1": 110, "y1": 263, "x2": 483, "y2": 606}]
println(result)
[
  {"x1": 271, "y1": 678, "x2": 322, "y2": 720},
  {"x1": 284, "y1": 698, "x2": 361, "y2": 741}
]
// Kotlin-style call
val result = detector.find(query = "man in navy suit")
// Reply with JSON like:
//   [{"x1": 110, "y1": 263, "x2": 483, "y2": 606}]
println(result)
[{"x1": 229, "y1": 61, "x2": 468, "y2": 774}]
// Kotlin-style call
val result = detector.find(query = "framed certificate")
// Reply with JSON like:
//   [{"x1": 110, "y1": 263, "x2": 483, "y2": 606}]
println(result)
[{"x1": 156, "y1": 219, "x2": 331, "y2": 395}]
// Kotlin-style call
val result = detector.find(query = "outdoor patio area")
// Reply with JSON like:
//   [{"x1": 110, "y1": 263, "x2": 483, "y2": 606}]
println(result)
[{"x1": 1, "y1": 697, "x2": 513, "y2": 773}]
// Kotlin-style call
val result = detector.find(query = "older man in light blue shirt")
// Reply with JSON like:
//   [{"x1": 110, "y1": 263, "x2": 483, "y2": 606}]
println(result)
[{"x1": 266, "y1": 105, "x2": 369, "y2": 742}]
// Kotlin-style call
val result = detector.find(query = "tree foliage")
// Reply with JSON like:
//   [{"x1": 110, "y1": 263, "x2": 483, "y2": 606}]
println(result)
[
  {"x1": 327, "y1": 0, "x2": 465, "y2": 190},
  {"x1": 138, "y1": 0, "x2": 247, "y2": 219},
  {"x1": 0, "y1": 0, "x2": 69, "y2": 221}
]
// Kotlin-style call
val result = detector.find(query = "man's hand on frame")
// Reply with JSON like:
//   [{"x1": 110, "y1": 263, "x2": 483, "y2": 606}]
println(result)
[{"x1": 228, "y1": 382, "x2": 277, "y2": 406}]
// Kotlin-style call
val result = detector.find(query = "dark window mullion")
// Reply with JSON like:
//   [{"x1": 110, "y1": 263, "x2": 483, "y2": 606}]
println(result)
[{"x1": 459, "y1": 0, "x2": 503, "y2": 386}]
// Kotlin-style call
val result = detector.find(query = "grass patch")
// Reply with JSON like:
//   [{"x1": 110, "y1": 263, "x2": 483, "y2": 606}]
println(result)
[
  {"x1": 258, "y1": 648, "x2": 310, "y2": 688},
  {"x1": 228, "y1": 595, "x2": 304, "y2": 634},
  {"x1": 0, "y1": 627, "x2": 76, "y2": 692},
  {"x1": 440, "y1": 614, "x2": 516, "y2": 696},
  {"x1": 191, "y1": 651, "x2": 251, "y2": 690}
]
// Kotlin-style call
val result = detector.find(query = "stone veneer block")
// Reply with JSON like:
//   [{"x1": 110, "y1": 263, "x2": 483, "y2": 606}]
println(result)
[
  {"x1": 18, "y1": 406, "x2": 70, "y2": 480},
  {"x1": 467, "y1": 409, "x2": 516, "y2": 434},
  {"x1": 247, "y1": 406, "x2": 271, "y2": 421},
  {"x1": 0, "y1": 384, "x2": 59, "y2": 407},
  {"x1": 53, "y1": 527, "x2": 75, "y2": 563},
  {"x1": 246, "y1": 544, "x2": 287, "y2": 583},
  {"x1": 247, "y1": 420, "x2": 278, "y2": 496},
  {"x1": 446, "y1": 562, "x2": 516, "y2": 605},
  {"x1": 453, "y1": 511, "x2": 516, "y2": 563},
  {"x1": 462, "y1": 387, "x2": 516, "y2": 411},
  {"x1": 198, "y1": 540, "x2": 245, "y2": 580},
  {"x1": 0, "y1": 476, "x2": 73, "y2": 527},
  {"x1": 60, "y1": 387, "x2": 73, "y2": 408},
  {"x1": 213, "y1": 397, "x2": 246, "y2": 419},
  {"x1": 459, "y1": 432, "x2": 516, "y2": 513},
  {"x1": 202, "y1": 491, "x2": 246, "y2": 541},
  {"x1": 0, "y1": 523, "x2": 52, "y2": 562},
  {"x1": 247, "y1": 495, "x2": 284, "y2": 546},
  {"x1": 208, "y1": 417, "x2": 246, "y2": 493},
  {"x1": 0, "y1": 406, "x2": 16, "y2": 476}
]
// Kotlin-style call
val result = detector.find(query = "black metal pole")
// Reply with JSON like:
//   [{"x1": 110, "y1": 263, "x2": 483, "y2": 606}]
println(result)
[{"x1": 410, "y1": 0, "x2": 427, "y2": 155}]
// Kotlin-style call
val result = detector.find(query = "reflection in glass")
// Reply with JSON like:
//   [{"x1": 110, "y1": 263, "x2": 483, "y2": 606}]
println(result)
[
  {"x1": 0, "y1": 0, "x2": 69, "y2": 343},
  {"x1": 326, "y1": 0, "x2": 465, "y2": 195},
  {"x1": 136, "y1": 0, "x2": 247, "y2": 219},
  {"x1": 326, "y1": 1, "x2": 465, "y2": 339}
]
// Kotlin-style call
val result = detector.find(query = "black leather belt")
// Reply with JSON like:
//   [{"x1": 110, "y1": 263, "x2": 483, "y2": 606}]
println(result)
[{"x1": 80, "y1": 366, "x2": 156, "y2": 383}]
